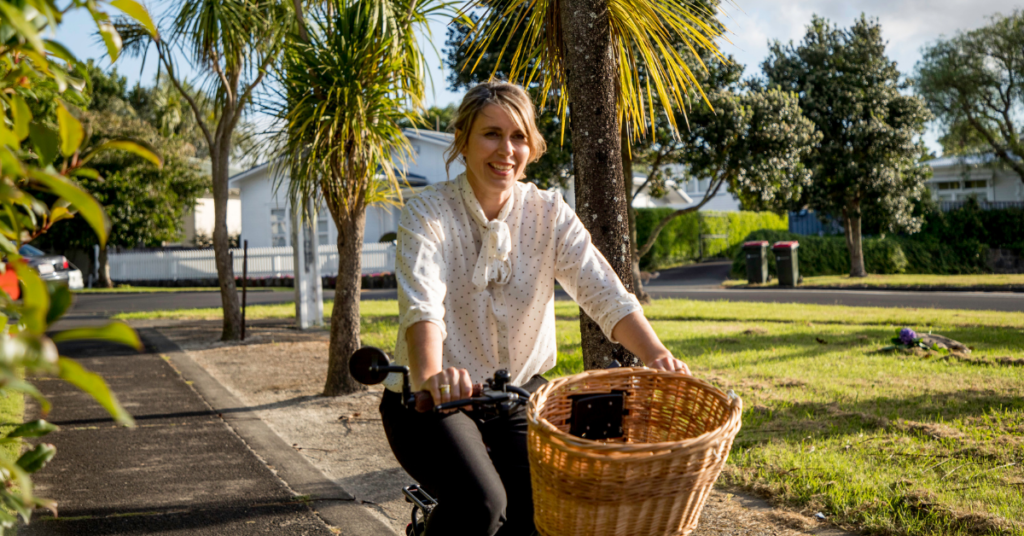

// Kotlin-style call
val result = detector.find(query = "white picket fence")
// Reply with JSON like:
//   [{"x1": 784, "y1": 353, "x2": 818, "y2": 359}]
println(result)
[{"x1": 108, "y1": 243, "x2": 396, "y2": 281}]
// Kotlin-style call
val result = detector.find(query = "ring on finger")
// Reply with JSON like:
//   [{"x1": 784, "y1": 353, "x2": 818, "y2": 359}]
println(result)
[{"x1": 439, "y1": 384, "x2": 451, "y2": 395}]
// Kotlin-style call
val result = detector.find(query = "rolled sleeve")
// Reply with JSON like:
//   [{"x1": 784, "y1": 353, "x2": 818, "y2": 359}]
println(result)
[
  {"x1": 552, "y1": 199, "x2": 642, "y2": 343},
  {"x1": 396, "y1": 199, "x2": 448, "y2": 341}
]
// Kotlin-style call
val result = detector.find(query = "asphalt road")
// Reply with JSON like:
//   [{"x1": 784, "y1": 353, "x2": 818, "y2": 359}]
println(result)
[
  {"x1": 21, "y1": 325, "x2": 337, "y2": 536},
  {"x1": 68, "y1": 262, "x2": 1024, "y2": 316}
]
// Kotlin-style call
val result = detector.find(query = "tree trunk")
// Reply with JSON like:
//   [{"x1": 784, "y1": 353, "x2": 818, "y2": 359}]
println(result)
[
  {"x1": 562, "y1": 1, "x2": 639, "y2": 370},
  {"x1": 323, "y1": 207, "x2": 368, "y2": 396},
  {"x1": 843, "y1": 202, "x2": 867, "y2": 277},
  {"x1": 622, "y1": 129, "x2": 649, "y2": 304},
  {"x1": 98, "y1": 246, "x2": 113, "y2": 288},
  {"x1": 212, "y1": 142, "x2": 242, "y2": 340}
]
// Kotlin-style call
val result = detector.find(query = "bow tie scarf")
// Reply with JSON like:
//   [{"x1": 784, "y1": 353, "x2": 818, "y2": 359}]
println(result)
[{"x1": 472, "y1": 220, "x2": 512, "y2": 291}]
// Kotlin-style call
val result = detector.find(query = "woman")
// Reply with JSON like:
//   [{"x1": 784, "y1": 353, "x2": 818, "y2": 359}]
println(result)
[{"x1": 380, "y1": 81, "x2": 688, "y2": 536}]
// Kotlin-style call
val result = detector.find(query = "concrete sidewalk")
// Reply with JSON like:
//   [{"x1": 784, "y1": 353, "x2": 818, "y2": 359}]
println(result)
[{"x1": 19, "y1": 324, "x2": 393, "y2": 535}]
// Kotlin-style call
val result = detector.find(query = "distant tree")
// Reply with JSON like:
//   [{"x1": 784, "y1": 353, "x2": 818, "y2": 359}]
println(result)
[
  {"x1": 629, "y1": 86, "x2": 817, "y2": 297},
  {"x1": 36, "y1": 78, "x2": 207, "y2": 286},
  {"x1": 400, "y1": 104, "x2": 458, "y2": 133},
  {"x1": 36, "y1": 68, "x2": 205, "y2": 285},
  {"x1": 915, "y1": 10, "x2": 1024, "y2": 182},
  {"x1": 118, "y1": 0, "x2": 288, "y2": 340},
  {"x1": 763, "y1": 15, "x2": 932, "y2": 277}
]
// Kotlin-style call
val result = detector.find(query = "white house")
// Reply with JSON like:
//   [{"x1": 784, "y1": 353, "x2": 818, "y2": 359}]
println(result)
[
  {"x1": 229, "y1": 129, "x2": 464, "y2": 248},
  {"x1": 924, "y1": 154, "x2": 1024, "y2": 204},
  {"x1": 169, "y1": 158, "x2": 244, "y2": 247}
]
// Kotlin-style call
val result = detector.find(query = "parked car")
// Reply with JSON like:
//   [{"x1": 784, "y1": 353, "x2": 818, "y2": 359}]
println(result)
[{"x1": 18, "y1": 244, "x2": 84, "y2": 289}]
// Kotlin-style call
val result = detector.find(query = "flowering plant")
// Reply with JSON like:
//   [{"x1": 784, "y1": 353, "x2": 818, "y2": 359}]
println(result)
[{"x1": 883, "y1": 327, "x2": 947, "y2": 353}]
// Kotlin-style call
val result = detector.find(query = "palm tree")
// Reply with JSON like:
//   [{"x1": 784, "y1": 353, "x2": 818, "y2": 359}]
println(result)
[
  {"x1": 460, "y1": 0, "x2": 728, "y2": 368},
  {"x1": 119, "y1": 0, "x2": 288, "y2": 341},
  {"x1": 274, "y1": 0, "x2": 440, "y2": 395}
]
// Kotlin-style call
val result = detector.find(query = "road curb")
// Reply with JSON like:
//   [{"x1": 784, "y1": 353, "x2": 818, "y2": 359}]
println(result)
[{"x1": 141, "y1": 328, "x2": 398, "y2": 536}]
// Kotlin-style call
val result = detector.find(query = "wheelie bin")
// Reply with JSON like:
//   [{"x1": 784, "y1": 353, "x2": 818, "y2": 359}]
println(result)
[
  {"x1": 741, "y1": 241, "x2": 769, "y2": 284},
  {"x1": 772, "y1": 241, "x2": 800, "y2": 287}
]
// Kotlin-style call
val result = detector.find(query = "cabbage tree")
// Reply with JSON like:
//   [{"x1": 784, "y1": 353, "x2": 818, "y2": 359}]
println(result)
[{"x1": 273, "y1": 0, "x2": 446, "y2": 395}]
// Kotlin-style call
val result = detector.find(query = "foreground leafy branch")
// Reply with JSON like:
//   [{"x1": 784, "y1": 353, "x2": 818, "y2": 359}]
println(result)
[{"x1": 0, "y1": 0, "x2": 161, "y2": 531}]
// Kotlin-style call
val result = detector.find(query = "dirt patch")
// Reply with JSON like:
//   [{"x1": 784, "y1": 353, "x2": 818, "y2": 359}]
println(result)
[
  {"x1": 744, "y1": 327, "x2": 769, "y2": 336},
  {"x1": 895, "y1": 419, "x2": 964, "y2": 441},
  {"x1": 142, "y1": 318, "x2": 859, "y2": 536}
]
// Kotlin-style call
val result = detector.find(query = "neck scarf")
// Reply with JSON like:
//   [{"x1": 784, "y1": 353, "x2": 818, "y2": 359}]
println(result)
[{"x1": 459, "y1": 173, "x2": 514, "y2": 291}]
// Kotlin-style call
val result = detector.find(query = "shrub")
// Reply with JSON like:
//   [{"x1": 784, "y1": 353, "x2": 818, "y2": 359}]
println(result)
[
  {"x1": 730, "y1": 230, "x2": 987, "y2": 278},
  {"x1": 635, "y1": 209, "x2": 788, "y2": 269}
]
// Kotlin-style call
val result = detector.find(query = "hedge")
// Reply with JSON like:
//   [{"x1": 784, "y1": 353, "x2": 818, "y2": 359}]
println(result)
[
  {"x1": 730, "y1": 229, "x2": 988, "y2": 278},
  {"x1": 635, "y1": 209, "x2": 788, "y2": 270},
  {"x1": 917, "y1": 201, "x2": 1024, "y2": 255}
]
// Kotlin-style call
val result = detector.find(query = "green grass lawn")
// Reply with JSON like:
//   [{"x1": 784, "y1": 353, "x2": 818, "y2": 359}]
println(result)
[
  {"x1": 725, "y1": 273, "x2": 1024, "y2": 289},
  {"x1": 0, "y1": 391, "x2": 25, "y2": 469},
  {"x1": 121, "y1": 297, "x2": 1024, "y2": 535}
]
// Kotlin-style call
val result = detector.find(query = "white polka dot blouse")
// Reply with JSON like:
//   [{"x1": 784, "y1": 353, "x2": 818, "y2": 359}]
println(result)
[{"x1": 383, "y1": 173, "x2": 642, "y2": 392}]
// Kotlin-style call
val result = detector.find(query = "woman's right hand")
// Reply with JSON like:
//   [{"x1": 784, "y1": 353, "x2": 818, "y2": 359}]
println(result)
[{"x1": 419, "y1": 367, "x2": 474, "y2": 410}]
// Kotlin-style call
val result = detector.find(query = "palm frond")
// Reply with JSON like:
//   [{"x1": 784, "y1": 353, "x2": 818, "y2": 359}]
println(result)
[
  {"x1": 275, "y1": 0, "x2": 440, "y2": 229},
  {"x1": 458, "y1": 0, "x2": 730, "y2": 140}
]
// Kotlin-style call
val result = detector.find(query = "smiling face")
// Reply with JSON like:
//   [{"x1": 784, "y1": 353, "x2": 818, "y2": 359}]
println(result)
[{"x1": 460, "y1": 104, "x2": 531, "y2": 204}]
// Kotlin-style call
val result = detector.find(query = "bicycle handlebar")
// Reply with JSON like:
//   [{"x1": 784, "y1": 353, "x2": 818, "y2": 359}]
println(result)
[{"x1": 415, "y1": 384, "x2": 531, "y2": 413}]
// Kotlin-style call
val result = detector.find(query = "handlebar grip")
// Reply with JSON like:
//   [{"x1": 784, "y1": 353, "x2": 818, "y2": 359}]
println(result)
[{"x1": 413, "y1": 384, "x2": 484, "y2": 413}]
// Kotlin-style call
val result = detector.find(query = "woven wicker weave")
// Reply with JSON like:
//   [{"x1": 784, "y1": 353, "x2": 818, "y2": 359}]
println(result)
[{"x1": 527, "y1": 367, "x2": 742, "y2": 536}]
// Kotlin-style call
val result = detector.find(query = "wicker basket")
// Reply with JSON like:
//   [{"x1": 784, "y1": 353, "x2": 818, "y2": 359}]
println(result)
[{"x1": 527, "y1": 367, "x2": 742, "y2": 536}]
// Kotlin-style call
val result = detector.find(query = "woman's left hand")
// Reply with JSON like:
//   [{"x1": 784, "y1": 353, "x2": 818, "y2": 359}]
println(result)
[{"x1": 647, "y1": 355, "x2": 690, "y2": 374}]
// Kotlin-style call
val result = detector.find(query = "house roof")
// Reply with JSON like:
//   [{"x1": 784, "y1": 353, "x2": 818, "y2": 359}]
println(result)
[
  {"x1": 924, "y1": 153, "x2": 1020, "y2": 170},
  {"x1": 402, "y1": 128, "x2": 455, "y2": 147},
  {"x1": 228, "y1": 161, "x2": 272, "y2": 187}
]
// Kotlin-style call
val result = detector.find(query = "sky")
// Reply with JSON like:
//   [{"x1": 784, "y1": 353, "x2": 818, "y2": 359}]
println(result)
[{"x1": 56, "y1": 1, "x2": 1019, "y2": 152}]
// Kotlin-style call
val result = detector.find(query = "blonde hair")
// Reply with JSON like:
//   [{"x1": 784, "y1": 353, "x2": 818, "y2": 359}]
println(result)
[{"x1": 444, "y1": 81, "x2": 547, "y2": 177}]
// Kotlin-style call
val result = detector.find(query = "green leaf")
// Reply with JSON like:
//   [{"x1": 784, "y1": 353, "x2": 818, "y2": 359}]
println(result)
[
  {"x1": 46, "y1": 285, "x2": 72, "y2": 324},
  {"x1": 51, "y1": 322, "x2": 141, "y2": 350},
  {"x1": 1, "y1": 376, "x2": 52, "y2": 415},
  {"x1": 29, "y1": 168, "x2": 109, "y2": 246},
  {"x1": 70, "y1": 167, "x2": 100, "y2": 179},
  {"x1": 0, "y1": 2, "x2": 45, "y2": 53},
  {"x1": 0, "y1": 122, "x2": 18, "y2": 149},
  {"x1": 58, "y1": 358, "x2": 135, "y2": 427},
  {"x1": 81, "y1": 139, "x2": 163, "y2": 169},
  {"x1": 96, "y1": 20, "x2": 122, "y2": 62},
  {"x1": 11, "y1": 95, "x2": 31, "y2": 141},
  {"x1": 44, "y1": 39, "x2": 78, "y2": 64},
  {"x1": 0, "y1": 458, "x2": 32, "y2": 505},
  {"x1": 110, "y1": 0, "x2": 158, "y2": 37},
  {"x1": 57, "y1": 103, "x2": 83, "y2": 157},
  {"x1": 29, "y1": 122, "x2": 58, "y2": 167},
  {"x1": 16, "y1": 443, "x2": 55, "y2": 473},
  {"x1": 2, "y1": 487, "x2": 32, "y2": 522},
  {"x1": 10, "y1": 261, "x2": 48, "y2": 334},
  {"x1": 5, "y1": 420, "x2": 58, "y2": 439}
]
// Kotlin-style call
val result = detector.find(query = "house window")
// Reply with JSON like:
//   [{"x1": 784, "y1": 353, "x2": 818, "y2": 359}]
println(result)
[
  {"x1": 965, "y1": 180, "x2": 987, "y2": 189},
  {"x1": 937, "y1": 182, "x2": 959, "y2": 190},
  {"x1": 317, "y1": 210, "x2": 330, "y2": 246},
  {"x1": 270, "y1": 208, "x2": 288, "y2": 247}
]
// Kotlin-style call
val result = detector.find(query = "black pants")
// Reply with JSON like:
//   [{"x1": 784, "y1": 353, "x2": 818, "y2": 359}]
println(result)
[{"x1": 380, "y1": 375, "x2": 547, "y2": 536}]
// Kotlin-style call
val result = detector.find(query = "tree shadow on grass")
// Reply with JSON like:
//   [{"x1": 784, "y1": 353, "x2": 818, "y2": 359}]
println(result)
[
  {"x1": 659, "y1": 324, "x2": 1024, "y2": 369},
  {"x1": 733, "y1": 388, "x2": 1024, "y2": 453}
]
